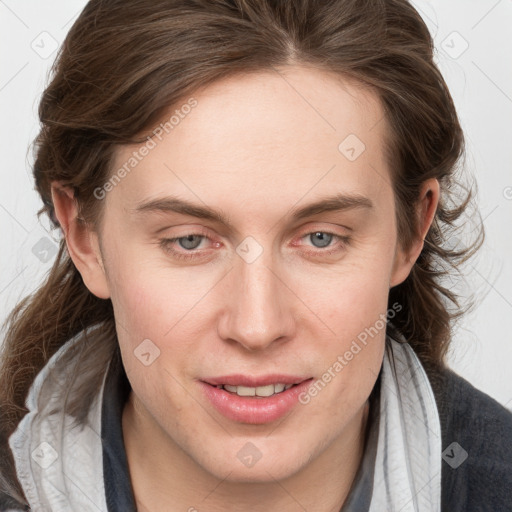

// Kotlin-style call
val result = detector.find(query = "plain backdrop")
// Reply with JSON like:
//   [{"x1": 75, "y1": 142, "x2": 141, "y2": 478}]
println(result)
[{"x1": 1, "y1": 0, "x2": 511, "y2": 408}]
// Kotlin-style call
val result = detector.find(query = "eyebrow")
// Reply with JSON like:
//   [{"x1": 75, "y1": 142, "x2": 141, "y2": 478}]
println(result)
[{"x1": 129, "y1": 193, "x2": 373, "y2": 228}]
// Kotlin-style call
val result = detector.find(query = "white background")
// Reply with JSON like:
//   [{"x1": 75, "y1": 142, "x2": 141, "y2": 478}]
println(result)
[{"x1": 1, "y1": 0, "x2": 511, "y2": 408}]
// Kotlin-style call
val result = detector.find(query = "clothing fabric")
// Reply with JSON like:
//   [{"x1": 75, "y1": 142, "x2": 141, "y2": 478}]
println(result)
[{"x1": 2, "y1": 325, "x2": 512, "y2": 511}]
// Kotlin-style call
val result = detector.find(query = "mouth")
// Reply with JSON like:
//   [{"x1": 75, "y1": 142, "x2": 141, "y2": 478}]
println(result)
[
  {"x1": 201, "y1": 374, "x2": 310, "y2": 397},
  {"x1": 199, "y1": 375, "x2": 314, "y2": 424},
  {"x1": 210, "y1": 382, "x2": 298, "y2": 398}
]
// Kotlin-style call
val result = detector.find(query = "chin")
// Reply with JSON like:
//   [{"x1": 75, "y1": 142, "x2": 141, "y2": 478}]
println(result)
[{"x1": 197, "y1": 442, "x2": 310, "y2": 484}]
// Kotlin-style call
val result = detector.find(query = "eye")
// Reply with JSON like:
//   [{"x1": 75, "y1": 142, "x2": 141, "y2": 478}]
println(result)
[
  {"x1": 297, "y1": 230, "x2": 351, "y2": 257},
  {"x1": 173, "y1": 234, "x2": 204, "y2": 250},
  {"x1": 306, "y1": 231, "x2": 334, "y2": 248},
  {"x1": 159, "y1": 229, "x2": 351, "y2": 262},
  {"x1": 159, "y1": 232, "x2": 214, "y2": 261}
]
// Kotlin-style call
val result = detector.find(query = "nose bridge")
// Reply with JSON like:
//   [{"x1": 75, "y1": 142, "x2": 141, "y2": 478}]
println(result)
[{"x1": 218, "y1": 243, "x2": 294, "y2": 351}]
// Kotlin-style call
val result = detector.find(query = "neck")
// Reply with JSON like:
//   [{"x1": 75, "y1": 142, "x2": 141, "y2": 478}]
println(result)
[{"x1": 122, "y1": 393, "x2": 370, "y2": 512}]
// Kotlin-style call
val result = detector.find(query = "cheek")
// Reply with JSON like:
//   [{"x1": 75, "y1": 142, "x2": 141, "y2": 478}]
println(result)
[
  {"x1": 306, "y1": 315, "x2": 386, "y2": 431},
  {"x1": 109, "y1": 279, "x2": 164, "y2": 339},
  {"x1": 113, "y1": 279, "x2": 195, "y2": 422},
  {"x1": 293, "y1": 247, "x2": 393, "y2": 405},
  {"x1": 293, "y1": 247, "x2": 394, "y2": 335},
  {"x1": 108, "y1": 269, "x2": 203, "y2": 383},
  {"x1": 107, "y1": 259, "x2": 199, "y2": 340},
  {"x1": 106, "y1": 239, "x2": 220, "y2": 329}
]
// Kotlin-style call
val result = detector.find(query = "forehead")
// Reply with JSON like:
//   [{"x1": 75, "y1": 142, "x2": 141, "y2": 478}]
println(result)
[{"x1": 108, "y1": 65, "x2": 391, "y2": 219}]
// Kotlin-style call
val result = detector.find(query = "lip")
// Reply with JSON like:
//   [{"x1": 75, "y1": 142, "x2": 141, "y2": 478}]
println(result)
[
  {"x1": 199, "y1": 376, "x2": 314, "y2": 424},
  {"x1": 202, "y1": 374, "x2": 309, "y2": 387}
]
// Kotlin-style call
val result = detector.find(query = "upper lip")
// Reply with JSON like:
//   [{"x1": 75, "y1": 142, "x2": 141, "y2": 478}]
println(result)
[{"x1": 202, "y1": 374, "x2": 311, "y2": 387}]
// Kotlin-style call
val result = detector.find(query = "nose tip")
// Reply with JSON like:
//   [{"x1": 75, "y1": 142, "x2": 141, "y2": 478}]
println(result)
[
  {"x1": 216, "y1": 260, "x2": 295, "y2": 352},
  {"x1": 219, "y1": 304, "x2": 291, "y2": 352}
]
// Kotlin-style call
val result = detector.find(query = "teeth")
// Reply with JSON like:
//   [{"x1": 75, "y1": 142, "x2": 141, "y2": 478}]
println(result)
[{"x1": 221, "y1": 383, "x2": 295, "y2": 397}]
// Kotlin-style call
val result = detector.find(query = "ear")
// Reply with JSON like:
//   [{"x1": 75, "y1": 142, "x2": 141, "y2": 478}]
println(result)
[
  {"x1": 390, "y1": 178, "x2": 440, "y2": 288},
  {"x1": 51, "y1": 181, "x2": 111, "y2": 299}
]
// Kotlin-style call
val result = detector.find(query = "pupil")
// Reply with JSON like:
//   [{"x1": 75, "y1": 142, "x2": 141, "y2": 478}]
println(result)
[
  {"x1": 179, "y1": 235, "x2": 201, "y2": 250},
  {"x1": 311, "y1": 232, "x2": 331, "y2": 248}
]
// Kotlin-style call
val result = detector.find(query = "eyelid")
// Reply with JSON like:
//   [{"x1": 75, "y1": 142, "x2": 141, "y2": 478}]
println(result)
[{"x1": 294, "y1": 222, "x2": 352, "y2": 238}]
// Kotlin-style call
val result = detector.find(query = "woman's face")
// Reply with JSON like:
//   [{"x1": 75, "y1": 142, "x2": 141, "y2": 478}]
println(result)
[{"x1": 91, "y1": 65, "x2": 417, "y2": 482}]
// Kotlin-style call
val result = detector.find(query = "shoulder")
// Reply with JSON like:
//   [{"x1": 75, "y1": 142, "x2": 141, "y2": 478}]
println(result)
[{"x1": 425, "y1": 364, "x2": 512, "y2": 511}]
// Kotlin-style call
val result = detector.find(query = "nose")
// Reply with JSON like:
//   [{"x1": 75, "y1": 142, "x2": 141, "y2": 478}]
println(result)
[{"x1": 216, "y1": 249, "x2": 296, "y2": 352}]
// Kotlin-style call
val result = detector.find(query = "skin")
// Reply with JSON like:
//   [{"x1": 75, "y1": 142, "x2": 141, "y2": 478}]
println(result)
[{"x1": 52, "y1": 64, "x2": 439, "y2": 512}]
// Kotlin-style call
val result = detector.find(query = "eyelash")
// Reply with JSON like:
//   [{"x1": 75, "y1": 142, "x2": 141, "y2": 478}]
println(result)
[{"x1": 159, "y1": 229, "x2": 351, "y2": 262}]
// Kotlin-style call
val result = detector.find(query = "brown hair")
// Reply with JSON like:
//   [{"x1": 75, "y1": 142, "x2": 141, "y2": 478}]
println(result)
[{"x1": 0, "y1": 0, "x2": 483, "y2": 504}]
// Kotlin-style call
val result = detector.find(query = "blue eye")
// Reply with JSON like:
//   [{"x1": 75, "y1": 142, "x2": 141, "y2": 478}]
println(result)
[
  {"x1": 174, "y1": 234, "x2": 204, "y2": 250},
  {"x1": 308, "y1": 231, "x2": 334, "y2": 248},
  {"x1": 298, "y1": 231, "x2": 351, "y2": 258},
  {"x1": 159, "y1": 230, "x2": 351, "y2": 262},
  {"x1": 159, "y1": 233, "x2": 209, "y2": 261}
]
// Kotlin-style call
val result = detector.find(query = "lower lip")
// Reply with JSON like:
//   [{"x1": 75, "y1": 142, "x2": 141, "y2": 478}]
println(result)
[{"x1": 199, "y1": 379, "x2": 314, "y2": 424}]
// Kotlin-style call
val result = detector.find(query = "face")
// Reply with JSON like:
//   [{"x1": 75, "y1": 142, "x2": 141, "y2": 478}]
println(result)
[{"x1": 87, "y1": 65, "x2": 415, "y2": 482}]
